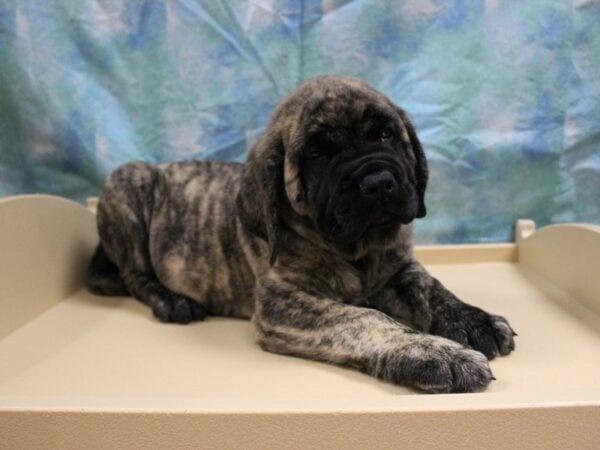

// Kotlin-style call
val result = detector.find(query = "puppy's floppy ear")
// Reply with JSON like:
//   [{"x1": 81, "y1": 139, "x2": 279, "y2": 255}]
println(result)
[
  {"x1": 237, "y1": 126, "x2": 285, "y2": 266},
  {"x1": 396, "y1": 108, "x2": 428, "y2": 218},
  {"x1": 284, "y1": 151, "x2": 309, "y2": 216}
]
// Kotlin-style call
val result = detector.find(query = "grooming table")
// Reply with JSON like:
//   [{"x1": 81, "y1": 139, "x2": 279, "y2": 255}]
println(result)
[{"x1": 1, "y1": 195, "x2": 599, "y2": 448}]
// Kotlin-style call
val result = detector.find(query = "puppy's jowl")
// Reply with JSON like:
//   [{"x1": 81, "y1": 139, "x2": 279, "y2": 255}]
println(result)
[{"x1": 87, "y1": 75, "x2": 515, "y2": 393}]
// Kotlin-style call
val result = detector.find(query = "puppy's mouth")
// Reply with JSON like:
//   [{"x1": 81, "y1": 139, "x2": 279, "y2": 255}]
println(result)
[
  {"x1": 318, "y1": 188, "x2": 417, "y2": 245},
  {"x1": 321, "y1": 208, "x2": 404, "y2": 245},
  {"x1": 368, "y1": 211, "x2": 399, "y2": 227}
]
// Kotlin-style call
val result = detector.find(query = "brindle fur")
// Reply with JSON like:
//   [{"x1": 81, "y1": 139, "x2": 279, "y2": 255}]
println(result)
[{"x1": 87, "y1": 75, "x2": 515, "y2": 393}]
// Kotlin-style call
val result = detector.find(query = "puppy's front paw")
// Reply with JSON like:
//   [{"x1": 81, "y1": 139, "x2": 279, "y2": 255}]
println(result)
[
  {"x1": 430, "y1": 303, "x2": 516, "y2": 359},
  {"x1": 376, "y1": 336, "x2": 494, "y2": 393}
]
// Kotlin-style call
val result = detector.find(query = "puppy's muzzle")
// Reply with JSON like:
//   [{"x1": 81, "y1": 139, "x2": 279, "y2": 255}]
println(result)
[
  {"x1": 350, "y1": 156, "x2": 417, "y2": 226},
  {"x1": 359, "y1": 170, "x2": 398, "y2": 201}
]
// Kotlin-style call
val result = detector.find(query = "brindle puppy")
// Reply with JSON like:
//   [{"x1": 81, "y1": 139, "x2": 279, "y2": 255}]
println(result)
[{"x1": 87, "y1": 75, "x2": 515, "y2": 393}]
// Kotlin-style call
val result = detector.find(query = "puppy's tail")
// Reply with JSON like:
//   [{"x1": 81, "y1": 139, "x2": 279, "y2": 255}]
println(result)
[{"x1": 85, "y1": 244, "x2": 129, "y2": 296}]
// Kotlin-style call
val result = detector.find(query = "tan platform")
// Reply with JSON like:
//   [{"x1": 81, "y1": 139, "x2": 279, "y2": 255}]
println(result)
[{"x1": 1, "y1": 195, "x2": 599, "y2": 449}]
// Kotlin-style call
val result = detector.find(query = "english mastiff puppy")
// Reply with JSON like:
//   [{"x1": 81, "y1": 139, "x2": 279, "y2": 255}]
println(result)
[{"x1": 87, "y1": 75, "x2": 515, "y2": 393}]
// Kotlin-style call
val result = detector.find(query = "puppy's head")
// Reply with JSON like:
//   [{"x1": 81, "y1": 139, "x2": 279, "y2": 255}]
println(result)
[{"x1": 239, "y1": 75, "x2": 428, "y2": 263}]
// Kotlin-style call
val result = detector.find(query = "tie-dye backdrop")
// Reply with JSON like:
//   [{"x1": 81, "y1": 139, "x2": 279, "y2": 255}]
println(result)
[{"x1": 1, "y1": 0, "x2": 599, "y2": 243}]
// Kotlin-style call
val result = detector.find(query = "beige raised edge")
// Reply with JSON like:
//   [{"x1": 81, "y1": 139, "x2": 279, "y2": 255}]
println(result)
[
  {"x1": 517, "y1": 219, "x2": 600, "y2": 316},
  {"x1": 1, "y1": 195, "x2": 599, "y2": 449},
  {"x1": 0, "y1": 195, "x2": 98, "y2": 339},
  {"x1": 415, "y1": 242, "x2": 518, "y2": 264}
]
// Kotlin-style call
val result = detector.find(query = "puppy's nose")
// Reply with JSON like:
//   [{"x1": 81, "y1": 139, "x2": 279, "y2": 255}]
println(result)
[{"x1": 360, "y1": 170, "x2": 397, "y2": 199}]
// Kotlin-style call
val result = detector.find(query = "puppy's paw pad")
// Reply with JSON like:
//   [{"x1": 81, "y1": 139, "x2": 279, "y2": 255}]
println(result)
[
  {"x1": 151, "y1": 292, "x2": 207, "y2": 324},
  {"x1": 490, "y1": 314, "x2": 516, "y2": 355},
  {"x1": 432, "y1": 306, "x2": 516, "y2": 359},
  {"x1": 386, "y1": 337, "x2": 493, "y2": 393},
  {"x1": 447, "y1": 347, "x2": 494, "y2": 393},
  {"x1": 171, "y1": 294, "x2": 207, "y2": 324},
  {"x1": 151, "y1": 299, "x2": 172, "y2": 322},
  {"x1": 466, "y1": 312, "x2": 516, "y2": 359}
]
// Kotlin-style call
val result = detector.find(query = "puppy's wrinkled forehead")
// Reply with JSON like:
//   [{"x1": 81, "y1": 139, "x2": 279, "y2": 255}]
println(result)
[
  {"x1": 277, "y1": 77, "x2": 396, "y2": 148},
  {"x1": 301, "y1": 83, "x2": 393, "y2": 135}
]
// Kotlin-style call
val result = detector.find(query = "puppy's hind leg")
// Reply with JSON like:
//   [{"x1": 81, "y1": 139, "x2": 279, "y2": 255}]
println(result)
[
  {"x1": 121, "y1": 270, "x2": 207, "y2": 324},
  {"x1": 96, "y1": 162, "x2": 207, "y2": 325}
]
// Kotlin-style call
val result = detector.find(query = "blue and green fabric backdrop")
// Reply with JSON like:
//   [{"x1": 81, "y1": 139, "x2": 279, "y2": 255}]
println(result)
[{"x1": 1, "y1": 0, "x2": 598, "y2": 243}]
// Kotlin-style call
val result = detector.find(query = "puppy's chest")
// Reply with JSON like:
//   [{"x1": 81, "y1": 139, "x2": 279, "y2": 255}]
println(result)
[{"x1": 298, "y1": 258, "x2": 393, "y2": 306}]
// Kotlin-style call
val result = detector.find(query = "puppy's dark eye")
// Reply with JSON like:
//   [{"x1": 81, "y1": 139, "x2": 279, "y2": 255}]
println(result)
[
  {"x1": 380, "y1": 126, "x2": 395, "y2": 142},
  {"x1": 308, "y1": 135, "x2": 339, "y2": 160},
  {"x1": 309, "y1": 149, "x2": 324, "y2": 159},
  {"x1": 308, "y1": 146, "x2": 335, "y2": 160}
]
